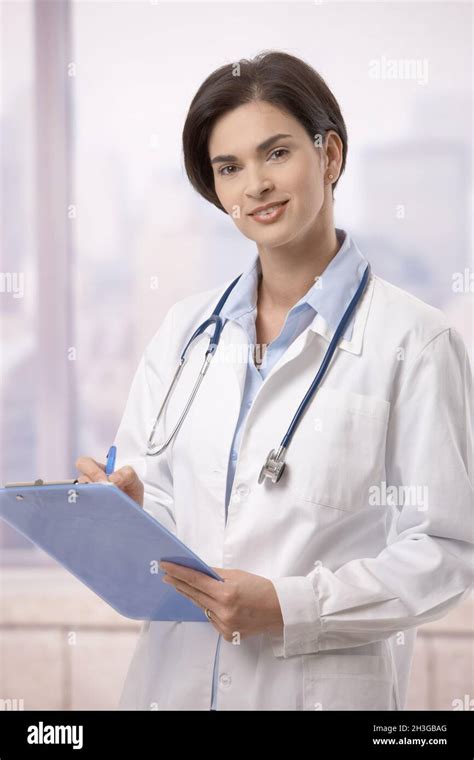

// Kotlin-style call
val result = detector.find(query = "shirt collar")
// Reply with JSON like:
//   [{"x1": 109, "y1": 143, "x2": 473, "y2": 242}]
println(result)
[{"x1": 220, "y1": 228, "x2": 369, "y2": 342}]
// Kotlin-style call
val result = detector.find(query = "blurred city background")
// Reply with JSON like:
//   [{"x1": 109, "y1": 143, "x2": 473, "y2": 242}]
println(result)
[{"x1": 0, "y1": 0, "x2": 472, "y2": 710}]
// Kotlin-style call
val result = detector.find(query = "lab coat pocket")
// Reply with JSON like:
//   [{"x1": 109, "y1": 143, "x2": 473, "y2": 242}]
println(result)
[
  {"x1": 302, "y1": 652, "x2": 395, "y2": 711},
  {"x1": 284, "y1": 387, "x2": 391, "y2": 512}
]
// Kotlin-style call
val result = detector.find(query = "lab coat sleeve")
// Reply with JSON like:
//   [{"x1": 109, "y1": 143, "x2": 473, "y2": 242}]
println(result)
[
  {"x1": 111, "y1": 308, "x2": 177, "y2": 535},
  {"x1": 268, "y1": 327, "x2": 473, "y2": 658}
]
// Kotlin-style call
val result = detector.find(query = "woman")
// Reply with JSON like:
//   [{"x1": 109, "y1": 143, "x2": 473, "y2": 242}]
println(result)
[{"x1": 76, "y1": 51, "x2": 473, "y2": 711}]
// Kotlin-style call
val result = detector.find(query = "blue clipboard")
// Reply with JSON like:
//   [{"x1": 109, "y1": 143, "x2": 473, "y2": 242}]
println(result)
[{"x1": 0, "y1": 482, "x2": 224, "y2": 622}]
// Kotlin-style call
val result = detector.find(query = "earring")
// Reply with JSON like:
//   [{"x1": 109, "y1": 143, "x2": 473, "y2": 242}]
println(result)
[{"x1": 328, "y1": 173, "x2": 334, "y2": 180}]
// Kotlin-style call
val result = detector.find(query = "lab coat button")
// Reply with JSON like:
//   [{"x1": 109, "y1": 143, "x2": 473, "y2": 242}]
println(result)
[
  {"x1": 219, "y1": 673, "x2": 232, "y2": 688},
  {"x1": 236, "y1": 484, "x2": 250, "y2": 498}
]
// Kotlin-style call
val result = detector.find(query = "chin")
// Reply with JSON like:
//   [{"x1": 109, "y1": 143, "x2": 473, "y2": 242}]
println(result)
[{"x1": 241, "y1": 220, "x2": 293, "y2": 242}]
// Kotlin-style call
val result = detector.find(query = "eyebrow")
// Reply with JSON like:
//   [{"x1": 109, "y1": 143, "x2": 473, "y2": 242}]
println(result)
[{"x1": 210, "y1": 133, "x2": 293, "y2": 165}]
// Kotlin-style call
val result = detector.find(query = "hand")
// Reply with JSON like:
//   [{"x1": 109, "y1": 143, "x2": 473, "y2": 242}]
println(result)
[
  {"x1": 160, "y1": 562, "x2": 284, "y2": 642},
  {"x1": 75, "y1": 456, "x2": 144, "y2": 507}
]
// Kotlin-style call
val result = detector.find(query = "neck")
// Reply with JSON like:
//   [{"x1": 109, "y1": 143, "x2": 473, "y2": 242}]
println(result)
[{"x1": 256, "y1": 222, "x2": 341, "y2": 313}]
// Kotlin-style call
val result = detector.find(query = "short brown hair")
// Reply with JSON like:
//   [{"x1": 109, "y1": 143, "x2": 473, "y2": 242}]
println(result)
[{"x1": 182, "y1": 50, "x2": 348, "y2": 214}]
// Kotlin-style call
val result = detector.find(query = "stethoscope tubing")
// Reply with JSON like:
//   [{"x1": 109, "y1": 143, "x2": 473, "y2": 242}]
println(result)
[{"x1": 146, "y1": 263, "x2": 371, "y2": 466}]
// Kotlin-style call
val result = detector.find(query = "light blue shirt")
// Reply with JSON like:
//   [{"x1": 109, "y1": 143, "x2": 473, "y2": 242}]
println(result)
[{"x1": 209, "y1": 228, "x2": 368, "y2": 709}]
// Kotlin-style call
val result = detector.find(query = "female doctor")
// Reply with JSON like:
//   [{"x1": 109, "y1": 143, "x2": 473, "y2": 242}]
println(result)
[{"x1": 76, "y1": 51, "x2": 473, "y2": 711}]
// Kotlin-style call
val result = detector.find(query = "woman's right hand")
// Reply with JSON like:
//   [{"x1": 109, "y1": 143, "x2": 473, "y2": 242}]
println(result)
[{"x1": 75, "y1": 456, "x2": 144, "y2": 507}]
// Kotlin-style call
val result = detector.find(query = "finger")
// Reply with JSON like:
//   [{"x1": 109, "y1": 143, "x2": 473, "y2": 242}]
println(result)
[
  {"x1": 211, "y1": 566, "x2": 228, "y2": 582},
  {"x1": 107, "y1": 465, "x2": 137, "y2": 488},
  {"x1": 172, "y1": 586, "x2": 227, "y2": 630},
  {"x1": 164, "y1": 576, "x2": 225, "y2": 617},
  {"x1": 76, "y1": 475, "x2": 92, "y2": 484},
  {"x1": 75, "y1": 456, "x2": 107, "y2": 482},
  {"x1": 210, "y1": 620, "x2": 225, "y2": 636},
  {"x1": 160, "y1": 561, "x2": 221, "y2": 598},
  {"x1": 206, "y1": 612, "x2": 227, "y2": 636}
]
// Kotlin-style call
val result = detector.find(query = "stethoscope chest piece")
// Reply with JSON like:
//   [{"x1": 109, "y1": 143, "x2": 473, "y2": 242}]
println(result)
[{"x1": 258, "y1": 446, "x2": 287, "y2": 485}]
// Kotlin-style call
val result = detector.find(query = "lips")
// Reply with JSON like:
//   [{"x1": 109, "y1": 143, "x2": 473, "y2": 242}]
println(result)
[
  {"x1": 249, "y1": 200, "x2": 289, "y2": 216},
  {"x1": 248, "y1": 200, "x2": 289, "y2": 225}
]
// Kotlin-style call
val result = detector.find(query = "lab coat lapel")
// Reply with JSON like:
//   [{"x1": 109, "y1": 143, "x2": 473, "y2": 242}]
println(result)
[
  {"x1": 309, "y1": 273, "x2": 375, "y2": 357},
  {"x1": 215, "y1": 319, "x2": 251, "y2": 402},
  {"x1": 258, "y1": 273, "x2": 376, "y2": 383},
  {"x1": 198, "y1": 272, "x2": 375, "y2": 421},
  {"x1": 197, "y1": 319, "x2": 251, "y2": 466}
]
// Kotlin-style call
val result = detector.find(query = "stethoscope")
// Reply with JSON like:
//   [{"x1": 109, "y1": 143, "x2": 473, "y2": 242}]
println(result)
[{"x1": 147, "y1": 262, "x2": 371, "y2": 485}]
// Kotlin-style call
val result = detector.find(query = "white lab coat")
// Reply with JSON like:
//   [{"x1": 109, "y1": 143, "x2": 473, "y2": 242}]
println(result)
[{"x1": 115, "y1": 271, "x2": 473, "y2": 711}]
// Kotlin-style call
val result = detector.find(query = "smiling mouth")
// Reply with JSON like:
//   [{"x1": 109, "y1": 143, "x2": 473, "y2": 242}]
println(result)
[{"x1": 250, "y1": 200, "x2": 289, "y2": 217}]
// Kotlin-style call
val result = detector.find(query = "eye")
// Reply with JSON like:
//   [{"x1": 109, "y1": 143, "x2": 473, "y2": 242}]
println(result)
[
  {"x1": 218, "y1": 164, "x2": 237, "y2": 177},
  {"x1": 269, "y1": 148, "x2": 289, "y2": 160},
  {"x1": 217, "y1": 148, "x2": 289, "y2": 177}
]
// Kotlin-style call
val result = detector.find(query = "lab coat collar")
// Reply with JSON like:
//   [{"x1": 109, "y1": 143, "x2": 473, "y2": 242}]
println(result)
[
  {"x1": 220, "y1": 228, "x2": 372, "y2": 356},
  {"x1": 215, "y1": 270, "x2": 373, "y2": 406},
  {"x1": 305, "y1": 228, "x2": 370, "y2": 348},
  {"x1": 308, "y1": 272, "x2": 374, "y2": 356}
]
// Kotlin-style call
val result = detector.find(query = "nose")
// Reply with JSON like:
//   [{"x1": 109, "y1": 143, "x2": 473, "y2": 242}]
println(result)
[{"x1": 244, "y1": 168, "x2": 274, "y2": 201}]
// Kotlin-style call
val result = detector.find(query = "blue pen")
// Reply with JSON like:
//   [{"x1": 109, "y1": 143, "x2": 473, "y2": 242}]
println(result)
[{"x1": 105, "y1": 445, "x2": 117, "y2": 476}]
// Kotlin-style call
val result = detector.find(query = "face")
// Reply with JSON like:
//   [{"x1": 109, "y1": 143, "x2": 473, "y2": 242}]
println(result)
[{"x1": 208, "y1": 100, "x2": 341, "y2": 250}]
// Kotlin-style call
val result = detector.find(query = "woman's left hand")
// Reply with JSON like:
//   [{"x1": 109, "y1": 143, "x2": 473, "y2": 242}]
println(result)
[{"x1": 159, "y1": 562, "x2": 284, "y2": 642}]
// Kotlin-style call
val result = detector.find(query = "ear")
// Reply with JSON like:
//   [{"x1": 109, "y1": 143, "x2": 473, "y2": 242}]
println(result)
[{"x1": 324, "y1": 130, "x2": 343, "y2": 181}]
